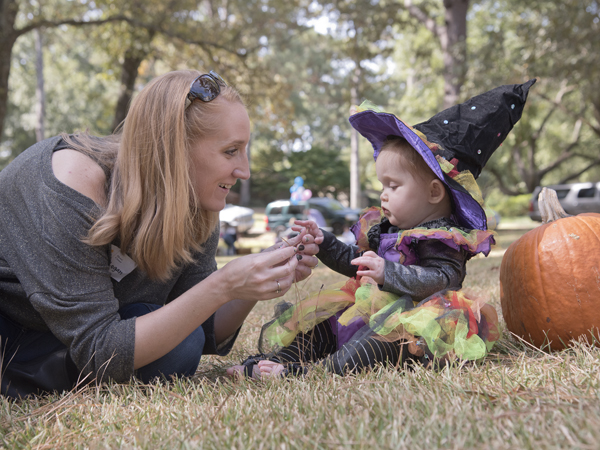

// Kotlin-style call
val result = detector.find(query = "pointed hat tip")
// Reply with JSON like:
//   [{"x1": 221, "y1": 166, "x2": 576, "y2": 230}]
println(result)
[{"x1": 520, "y1": 78, "x2": 537, "y2": 95}]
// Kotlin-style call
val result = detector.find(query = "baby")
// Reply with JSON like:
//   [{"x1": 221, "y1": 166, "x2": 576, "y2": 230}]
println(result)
[{"x1": 228, "y1": 79, "x2": 536, "y2": 379}]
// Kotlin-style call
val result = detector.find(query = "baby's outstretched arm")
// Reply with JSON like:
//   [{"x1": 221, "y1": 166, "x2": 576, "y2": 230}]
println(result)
[
  {"x1": 351, "y1": 251, "x2": 385, "y2": 285},
  {"x1": 293, "y1": 219, "x2": 324, "y2": 245}
]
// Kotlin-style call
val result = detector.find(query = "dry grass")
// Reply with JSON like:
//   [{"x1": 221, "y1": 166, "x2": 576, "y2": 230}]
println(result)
[{"x1": 2, "y1": 226, "x2": 600, "y2": 449}]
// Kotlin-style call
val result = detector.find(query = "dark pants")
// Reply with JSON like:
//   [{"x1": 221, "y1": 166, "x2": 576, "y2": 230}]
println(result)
[
  {"x1": 275, "y1": 320, "x2": 407, "y2": 375},
  {"x1": 223, "y1": 233, "x2": 237, "y2": 255},
  {"x1": 1, "y1": 303, "x2": 206, "y2": 398}
]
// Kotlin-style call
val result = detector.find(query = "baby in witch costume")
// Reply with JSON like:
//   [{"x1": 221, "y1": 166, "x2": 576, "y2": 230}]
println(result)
[{"x1": 227, "y1": 79, "x2": 536, "y2": 379}]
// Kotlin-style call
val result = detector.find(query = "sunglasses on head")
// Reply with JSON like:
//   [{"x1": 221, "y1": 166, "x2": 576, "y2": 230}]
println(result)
[{"x1": 185, "y1": 71, "x2": 228, "y2": 109}]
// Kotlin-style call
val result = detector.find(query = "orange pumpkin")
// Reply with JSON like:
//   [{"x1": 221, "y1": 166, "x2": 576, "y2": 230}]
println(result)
[{"x1": 500, "y1": 187, "x2": 600, "y2": 350}]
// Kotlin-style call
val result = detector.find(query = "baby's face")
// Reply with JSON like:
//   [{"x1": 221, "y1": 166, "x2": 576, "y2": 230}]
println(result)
[{"x1": 375, "y1": 152, "x2": 436, "y2": 229}]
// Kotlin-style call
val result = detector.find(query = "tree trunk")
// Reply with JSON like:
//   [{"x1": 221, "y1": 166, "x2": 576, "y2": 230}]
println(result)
[
  {"x1": 441, "y1": 0, "x2": 468, "y2": 108},
  {"x1": 0, "y1": 0, "x2": 20, "y2": 141},
  {"x1": 112, "y1": 51, "x2": 145, "y2": 131},
  {"x1": 349, "y1": 65, "x2": 361, "y2": 209},
  {"x1": 35, "y1": 28, "x2": 45, "y2": 142},
  {"x1": 240, "y1": 136, "x2": 251, "y2": 206},
  {"x1": 111, "y1": 29, "x2": 155, "y2": 131}
]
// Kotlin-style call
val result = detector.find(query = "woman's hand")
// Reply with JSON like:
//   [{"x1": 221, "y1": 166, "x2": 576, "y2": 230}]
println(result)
[
  {"x1": 135, "y1": 246, "x2": 298, "y2": 368},
  {"x1": 289, "y1": 220, "x2": 324, "y2": 281},
  {"x1": 351, "y1": 251, "x2": 385, "y2": 285},
  {"x1": 262, "y1": 227, "x2": 320, "y2": 282},
  {"x1": 219, "y1": 245, "x2": 300, "y2": 301}
]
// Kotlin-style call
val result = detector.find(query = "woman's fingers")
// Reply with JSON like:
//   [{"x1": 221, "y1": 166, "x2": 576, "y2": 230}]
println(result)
[
  {"x1": 298, "y1": 255, "x2": 318, "y2": 268},
  {"x1": 220, "y1": 232, "x2": 323, "y2": 300},
  {"x1": 294, "y1": 263, "x2": 311, "y2": 282},
  {"x1": 282, "y1": 228, "x2": 307, "y2": 246},
  {"x1": 269, "y1": 233, "x2": 320, "y2": 283},
  {"x1": 267, "y1": 248, "x2": 300, "y2": 295},
  {"x1": 293, "y1": 255, "x2": 319, "y2": 282},
  {"x1": 221, "y1": 245, "x2": 300, "y2": 301},
  {"x1": 261, "y1": 244, "x2": 298, "y2": 266},
  {"x1": 285, "y1": 231, "x2": 320, "y2": 256},
  {"x1": 280, "y1": 231, "x2": 319, "y2": 258},
  {"x1": 301, "y1": 233, "x2": 315, "y2": 244},
  {"x1": 269, "y1": 255, "x2": 299, "y2": 283}
]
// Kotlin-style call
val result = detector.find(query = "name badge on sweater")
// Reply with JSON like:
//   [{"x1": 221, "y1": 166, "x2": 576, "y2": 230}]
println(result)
[{"x1": 110, "y1": 245, "x2": 137, "y2": 282}]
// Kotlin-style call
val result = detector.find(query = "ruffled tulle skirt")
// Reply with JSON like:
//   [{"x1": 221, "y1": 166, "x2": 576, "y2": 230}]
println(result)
[{"x1": 263, "y1": 276, "x2": 500, "y2": 364}]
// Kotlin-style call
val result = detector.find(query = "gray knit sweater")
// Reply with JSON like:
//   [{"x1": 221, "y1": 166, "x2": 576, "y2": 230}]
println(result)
[{"x1": 0, "y1": 137, "x2": 235, "y2": 382}]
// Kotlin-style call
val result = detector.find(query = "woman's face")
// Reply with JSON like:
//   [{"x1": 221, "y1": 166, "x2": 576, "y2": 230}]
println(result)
[{"x1": 190, "y1": 100, "x2": 251, "y2": 212}]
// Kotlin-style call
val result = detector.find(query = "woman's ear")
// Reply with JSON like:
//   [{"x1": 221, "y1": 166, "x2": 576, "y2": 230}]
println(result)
[{"x1": 428, "y1": 179, "x2": 446, "y2": 205}]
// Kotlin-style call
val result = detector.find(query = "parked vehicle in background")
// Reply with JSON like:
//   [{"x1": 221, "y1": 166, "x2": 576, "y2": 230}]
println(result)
[
  {"x1": 529, "y1": 182, "x2": 600, "y2": 221},
  {"x1": 264, "y1": 197, "x2": 361, "y2": 235},
  {"x1": 264, "y1": 200, "x2": 307, "y2": 235},
  {"x1": 219, "y1": 204, "x2": 255, "y2": 234}
]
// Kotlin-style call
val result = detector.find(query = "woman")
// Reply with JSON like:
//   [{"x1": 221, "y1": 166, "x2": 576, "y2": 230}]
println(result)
[{"x1": 0, "y1": 70, "x2": 319, "y2": 398}]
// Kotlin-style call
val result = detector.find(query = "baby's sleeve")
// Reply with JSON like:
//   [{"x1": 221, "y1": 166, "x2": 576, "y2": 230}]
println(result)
[
  {"x1": 381, "y1": 240, "x2": 468, "y2": 301},
  {"x1": 316, "y1": 230, "x2": 360, "y2": 278}
]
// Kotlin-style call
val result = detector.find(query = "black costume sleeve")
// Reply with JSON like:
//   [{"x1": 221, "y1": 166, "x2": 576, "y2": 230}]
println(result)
[
  {"x1": 381, "y1": 239, "x2": 468, "y2": 302},
  {"x1": 316, "y1": 230, "x2": 360, "y2": 278}
]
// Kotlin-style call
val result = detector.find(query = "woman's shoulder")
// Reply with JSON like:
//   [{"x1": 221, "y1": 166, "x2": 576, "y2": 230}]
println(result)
[{"x1": 52, "y1": 148, "x2": 107, "y2": 207}]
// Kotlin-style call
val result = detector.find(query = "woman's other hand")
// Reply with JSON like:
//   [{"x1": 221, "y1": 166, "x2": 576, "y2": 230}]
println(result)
[
  {"x1": 219, "y1": 245, "x2": 299, "y2": 301},
  {"x1": 263, "y1": 227, "x2": 320, "y2": 282}
]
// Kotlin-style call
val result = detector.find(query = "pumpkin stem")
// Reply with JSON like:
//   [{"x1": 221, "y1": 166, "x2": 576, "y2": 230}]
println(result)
[{"x1": 539, "y1": 187, "x2": 571, "y2": 224}]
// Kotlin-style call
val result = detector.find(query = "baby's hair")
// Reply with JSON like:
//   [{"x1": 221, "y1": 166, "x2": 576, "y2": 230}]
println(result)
[
  {"x1": 381, "y1": 135, "x2": 455, "y2": 216},
  {"x1": 379, "y1": 136, "x2": 437, "y2": 182}
]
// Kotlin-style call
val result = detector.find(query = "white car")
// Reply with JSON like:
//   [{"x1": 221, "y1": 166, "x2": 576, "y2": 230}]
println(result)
[
  {"x1": 529, "y1": 182, "x2": 600, "y2": 221},
  {"x1": 219, "y1": 204, "x2": 255, "y2": 234}
]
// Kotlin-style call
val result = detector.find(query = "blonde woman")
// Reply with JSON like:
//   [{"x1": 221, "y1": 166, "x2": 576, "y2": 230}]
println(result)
[{"x1": 0, "y1": 70, "x2": 319, "y2": 398}]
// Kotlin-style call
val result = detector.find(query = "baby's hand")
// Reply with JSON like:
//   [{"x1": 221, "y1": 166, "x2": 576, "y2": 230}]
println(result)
[
  {"x1": 292, "y1": 219, "x2": 324, "y2": 245},
  {"x1": 351, "y1": 251, "x2": 385, "y2": 285}
]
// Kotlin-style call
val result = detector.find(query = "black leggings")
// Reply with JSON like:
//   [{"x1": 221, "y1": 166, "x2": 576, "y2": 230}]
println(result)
[{"x1": 273, "y1": 320, "x2": 407, "y2": 375}]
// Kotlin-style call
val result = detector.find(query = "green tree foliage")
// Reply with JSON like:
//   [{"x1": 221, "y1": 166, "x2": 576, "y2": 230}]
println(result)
[
  {"x1": 402, "y1": 0, "x2": 470, "y2": 108},
  {"x1": 2, "y1": 0, "x2": 599, "y2": 203},
  {"x1": 468, "y1": 0, "x2": 600, "y2": 194},
  {"x1": 250, "y1": 144, "x2": 351, "y2": 204},
  {"x1": 0, "y1": 27, "x2": 119, "y2": 168},
  {"x1": 0, "y1": 0, "x2": 134, "y2": 143},
  {"x1": 105, "y1": 0, "x2": 316, "y2": 130}
]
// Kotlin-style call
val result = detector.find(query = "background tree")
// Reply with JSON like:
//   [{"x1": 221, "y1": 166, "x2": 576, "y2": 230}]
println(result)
[
  {"x1": 250, "y1": 145, "x2": 351, "y2": 203},
  {"x1": 402, "y1": 0, "x2": 469, "y2": 108},
  {"x1": 34, "y1": 27, "x2": 45, "y2": 142},
  {"x1": 0, "y1": 26, "x2": 121, "y2": 165},
  {"x1": 313, "y1": 0, "x2": 403, "y2": 208},
  {"x1": 469, "y1": 0, "x2": 600, "y2": 195},
  {"x1": 2, "y1": 0, "x2": 599, "y2": 213},
  {"x1": 0, "y1": 0, "x2": 132, "y2": 142}
]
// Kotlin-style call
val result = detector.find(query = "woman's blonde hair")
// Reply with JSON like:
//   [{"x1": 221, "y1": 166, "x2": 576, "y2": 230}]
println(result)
[{"x1": 63, "y1": 70, "x2": 245, "y2": 280}]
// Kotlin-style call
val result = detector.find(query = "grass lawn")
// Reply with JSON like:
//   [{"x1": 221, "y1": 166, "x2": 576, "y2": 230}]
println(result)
[{"x1": 2, "y1": 220, "x2": 599, "y2": 449}]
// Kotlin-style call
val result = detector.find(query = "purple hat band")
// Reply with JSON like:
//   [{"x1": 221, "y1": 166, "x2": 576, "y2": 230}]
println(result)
[
  {"x1": 349, "y1": 111, "x2": 445, "y2": 178},
  {"x1": 348, "y1": 110, "x2": 487, "y2": 231}
]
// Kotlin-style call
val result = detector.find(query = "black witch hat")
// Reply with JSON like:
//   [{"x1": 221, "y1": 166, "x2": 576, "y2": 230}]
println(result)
[{"x1": 348, "y1": 79, "x2": 536, "y2": 231}]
